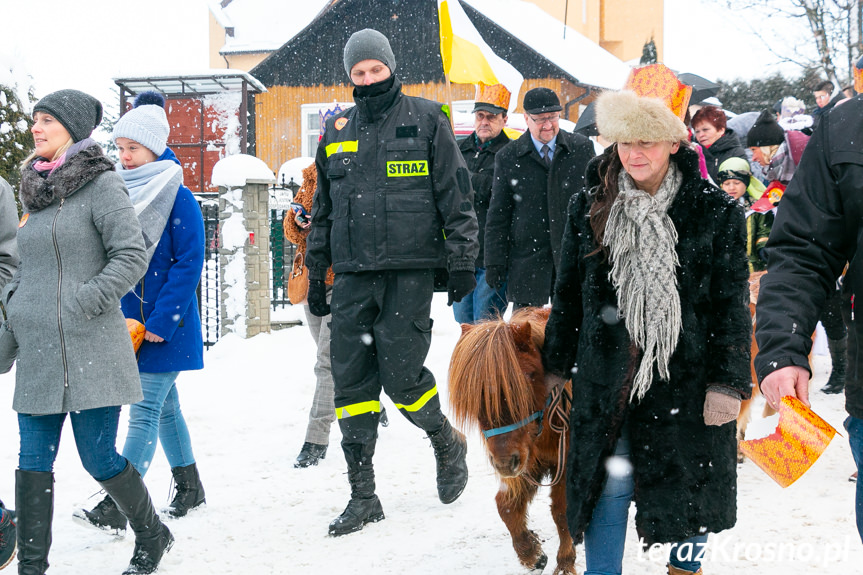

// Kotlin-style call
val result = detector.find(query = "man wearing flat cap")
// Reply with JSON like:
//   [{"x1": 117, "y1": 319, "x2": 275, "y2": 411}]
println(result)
[
  {"x1": 484, "y1": 87, "x2": 595, "y2": 308},
  {"x1": 453, "y1": 84, "x2": 512, "y2": 324},
  {"x1": 306, "y1": 28, "x2": 478, "y2": 537}
]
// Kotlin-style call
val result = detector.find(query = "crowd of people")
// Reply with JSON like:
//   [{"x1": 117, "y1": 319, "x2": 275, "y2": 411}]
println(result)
[{"x1": 0, "y1": 25, "x2": 861, "y2": 575}]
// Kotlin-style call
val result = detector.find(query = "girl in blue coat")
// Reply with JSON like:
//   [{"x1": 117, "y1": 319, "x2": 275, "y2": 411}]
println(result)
[{"x1": 75, "y1": 92, "x2": 207, "y2": 535}]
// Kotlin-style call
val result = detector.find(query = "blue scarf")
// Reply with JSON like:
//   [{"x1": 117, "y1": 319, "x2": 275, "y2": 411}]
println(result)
[{"x1": 117, "y1": 160, "x2": 182, "y2": 263}]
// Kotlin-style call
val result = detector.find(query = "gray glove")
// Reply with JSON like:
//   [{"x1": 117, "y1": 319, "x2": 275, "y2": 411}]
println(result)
[{"x1": 703, "y1": 389, "x2": 741, "y2": 426}]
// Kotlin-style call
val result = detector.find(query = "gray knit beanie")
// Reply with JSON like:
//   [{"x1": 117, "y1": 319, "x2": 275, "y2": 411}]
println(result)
[
  {"x1": 33, "y1": 89, "x2": 103, "y2": 143},
  {"x1": 343, "y1": 29, "x2": 396, "y2": 77},
  {"x1": 112, "y1": 105, "x2": 170, "y2": 157}
]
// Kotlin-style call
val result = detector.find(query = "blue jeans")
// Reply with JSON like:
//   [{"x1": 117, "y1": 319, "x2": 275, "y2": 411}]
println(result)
[
  {"x1": 584, "y1": 429, "x2": 709, "y2": 574},
  {"x1": 844, "y1": 416, "x2": 863, "y2": 543},
  {"x1": 123, "y1": 371, "x2": 196, "y2": 476},
  {"x1": 18, "y1": 407, "x2": 127, "y2": 481},
  {"x1": 452, "y1": 267, "x2": 507, "y2": 324}
]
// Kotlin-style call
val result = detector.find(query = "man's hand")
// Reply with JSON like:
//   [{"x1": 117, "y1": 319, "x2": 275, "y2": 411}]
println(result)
[
  {"x1": 760, "y1": 365, "x2": 811, "y2": 409},
  {"x1": 485, "y1": 266, "x2": 505, "y2": 290},
  {"x1": 307, "y1": 280, "x2": 331, "y2": 317},
  {"x1": 447, "y1": 270, "x2": 476, "y2": 306}
]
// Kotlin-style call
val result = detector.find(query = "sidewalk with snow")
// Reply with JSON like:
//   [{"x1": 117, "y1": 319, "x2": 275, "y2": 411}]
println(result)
[{"x1": 0, "y1": 294, "x2": 859, "y2": 574}]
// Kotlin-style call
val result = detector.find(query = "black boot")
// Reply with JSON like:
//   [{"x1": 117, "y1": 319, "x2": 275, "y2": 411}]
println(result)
[
  {"x1": 0, "y1": 505, "x2": 15, "y2": 571},
  {"x1": 166, "y1": 464, "x2": 206, "y2": 518},
  {"x1": 294, "y1": 443, "x2": 327, "y2": 468},
  {"x1": 329, "y1": 432, "x2": 384, "y2": 536},
  {"x1": 72, "y1": 493, "x2": 127, "y2": 536},
  {"x1": 823, "y1": 336, "x2": 848, "y2": 394},
  {"x1": 428, "y1": 419, "x2": 468, "y2": 504},
  {"x1": 99, "y1": 462, "x2": 173, "y2": 575},
  {"x1": 15, "y1": 470, "x2": 53, "y2": 575}
]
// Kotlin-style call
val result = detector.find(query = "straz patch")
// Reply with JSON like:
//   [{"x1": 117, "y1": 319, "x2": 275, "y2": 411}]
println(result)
[
  {"x1": 334, "y1": 117, "x2": 348, "y2": 131},
  {"x1": 386, "y1": 161, "x2": 429, "y2": 177}
]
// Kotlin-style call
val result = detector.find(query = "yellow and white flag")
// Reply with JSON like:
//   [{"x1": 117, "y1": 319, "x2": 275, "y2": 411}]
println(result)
[{"x1": 438, "y1": 0, "x2": 523, "y2": 110}]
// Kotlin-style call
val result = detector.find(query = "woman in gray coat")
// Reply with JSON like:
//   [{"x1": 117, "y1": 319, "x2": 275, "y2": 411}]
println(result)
[{"x1": 6, "y1": 90, "x2": 172, "y2": 575}]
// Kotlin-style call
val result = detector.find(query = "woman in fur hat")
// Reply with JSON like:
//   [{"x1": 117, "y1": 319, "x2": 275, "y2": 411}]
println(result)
[
  {"x1": 74, "y1": 91, "x2": 207, "y2": 536},
  {"x1": 7, "y1": 89, "x2": 172, "y2": 574},
  {"x1": 542, "y1": 90, "x2": 751, "y2": 575}
]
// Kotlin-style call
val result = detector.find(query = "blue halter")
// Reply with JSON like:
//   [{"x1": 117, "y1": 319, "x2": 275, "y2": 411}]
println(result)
[{"x1": 482, "y1": 394, "x2": 552, "y2": 439}]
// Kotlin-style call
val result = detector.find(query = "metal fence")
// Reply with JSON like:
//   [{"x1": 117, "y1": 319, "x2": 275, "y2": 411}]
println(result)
[
  {"x1": 270, "y1": 207, "x2": 296, "y2": 309},
  {"x1": 196, "y1": 193, "x2": 221, "y2": 348}
]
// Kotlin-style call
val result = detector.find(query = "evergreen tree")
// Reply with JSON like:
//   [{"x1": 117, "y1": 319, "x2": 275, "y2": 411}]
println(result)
[
  {"x1": 0, "y1": 83, "x2": 34, "y2": 188},
  {"x1": 716, "y1": 69, "x2": 822, "y2": 113},
  {"x1": 640, "y1": 38, "x2": 658, "y2": 65}
]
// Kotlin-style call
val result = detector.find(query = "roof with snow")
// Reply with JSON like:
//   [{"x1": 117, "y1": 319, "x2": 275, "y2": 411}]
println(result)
[
  {"x1": 208, "y1": 0, "x2": 332, "y2": 55},
  {"x1": 249, "y1": 0, "x2": 628, "y2": 90}
]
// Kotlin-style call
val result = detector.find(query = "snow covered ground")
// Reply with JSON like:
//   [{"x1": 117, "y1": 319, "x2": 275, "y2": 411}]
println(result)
[{"x1": 0, "y1": 294, "x2": 860, "y2": 574}]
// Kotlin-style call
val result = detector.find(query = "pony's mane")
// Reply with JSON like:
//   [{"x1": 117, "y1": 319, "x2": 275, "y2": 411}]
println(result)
[{"x1": 448, "y1": 309, "x2": 549, "y2": 435}]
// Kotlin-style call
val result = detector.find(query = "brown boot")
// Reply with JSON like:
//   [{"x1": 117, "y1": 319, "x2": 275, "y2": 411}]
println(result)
[{"x1": 668, "y1": 564, "x2": 703, "y2": 575}]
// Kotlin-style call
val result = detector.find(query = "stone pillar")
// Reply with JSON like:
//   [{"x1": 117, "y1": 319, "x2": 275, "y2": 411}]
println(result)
[{"x1": 218, "y1": 178, "x2": 274, "y2": 338}]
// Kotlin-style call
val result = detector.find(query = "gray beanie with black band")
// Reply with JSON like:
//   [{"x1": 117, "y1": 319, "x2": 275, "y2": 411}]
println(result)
[
  {"x1": 343, "y1": 28, "x2": 396, "y2": 77},
  {"x1": 33, "y1": 89, "x2": 103, "y2": 143}
]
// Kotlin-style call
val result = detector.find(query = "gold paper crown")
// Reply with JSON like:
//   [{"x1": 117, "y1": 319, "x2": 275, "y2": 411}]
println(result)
[
  {"x1": 623, "y1": 64, "x2": 692, "y2": 122},
  {"x1": 739, "y1": 396, "x2": 837, "y2": 488},
  {"x1": 476, "y1": 83, "x2": 511, "y2": 111}
]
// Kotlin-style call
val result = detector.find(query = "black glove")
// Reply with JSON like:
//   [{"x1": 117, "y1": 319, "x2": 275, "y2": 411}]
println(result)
[
  {"x1": 307, "y1": 279, "x2": 331, "y2": 317},
  {"x1": 485, "y1": 265, "x2": 505, "y2": 290},
  {"x1": 447, "y1": 270, "x2": 476, "y2": 306}
]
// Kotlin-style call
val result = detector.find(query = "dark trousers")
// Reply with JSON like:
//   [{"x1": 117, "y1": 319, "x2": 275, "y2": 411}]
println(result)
[{"x1": 330, "y1": 270, "x2": 445, "y2": 452}]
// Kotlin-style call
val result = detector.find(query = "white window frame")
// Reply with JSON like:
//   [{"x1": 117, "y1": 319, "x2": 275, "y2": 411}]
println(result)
[{"x1": 300, "y1": 102, "x2": 355, "y2": 158}]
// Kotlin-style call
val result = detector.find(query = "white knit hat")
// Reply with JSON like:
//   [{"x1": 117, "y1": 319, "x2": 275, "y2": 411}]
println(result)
[{"x1": 112, "y1": 104, "x2": 169, "y2": 157}]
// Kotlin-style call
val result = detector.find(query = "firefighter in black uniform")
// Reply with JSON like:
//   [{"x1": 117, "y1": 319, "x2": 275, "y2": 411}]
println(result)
[{"x1": 306, "y1": 29, "x2": 479, "y2": 536}]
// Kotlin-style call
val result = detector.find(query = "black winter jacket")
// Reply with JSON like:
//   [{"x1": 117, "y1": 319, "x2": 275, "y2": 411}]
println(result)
[
  {"x1": 306, "y1": 77, "x2": 478, "y2": 279},
  {"x1": 755, "y1": 95, "x2": 863, "y2": 418},
  {"x1": 543, "y1": 146, "x2": 751, "y2": 545},
  {"x1": 459, "y1": 130, "x2": 511, "y2": 266},
  {"x1": 484, "y1": 129, "x2": 595, "y2": 305},
  {"x1": 701, "y1": 129, "x2": 747, "y2": 183}
]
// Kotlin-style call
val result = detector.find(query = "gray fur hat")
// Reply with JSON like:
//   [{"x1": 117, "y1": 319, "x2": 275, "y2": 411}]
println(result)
[
  {"x1": 596, "y1": 90, "x2": 687, "y2": 144},
  {"x1": 33, "y1": 89, "x2": 103, "y2": 143},
  {"x1": 343, "y1": 29, "x2": 396, "y2": 77},
  {"x1": 113, "y1": 104, "x2": 169, "y2": 157}
]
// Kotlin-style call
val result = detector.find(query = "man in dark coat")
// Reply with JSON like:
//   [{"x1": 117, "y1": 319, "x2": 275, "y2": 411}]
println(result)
[
  {"x1": 484, "y1": 87, "x2": 595, "y2": 308},
  {"x1": 755, "y1": 94, "x2": 863, "y2": 543},
  {"x1": 453, "y1": 84, "x2": 511, "y2": 324},
  {"x1": 305, "y1": 29, "x2": 479, "y2": 537}
]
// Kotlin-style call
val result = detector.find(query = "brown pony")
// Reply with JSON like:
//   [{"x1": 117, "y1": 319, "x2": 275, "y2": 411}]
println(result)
[{"x1": 448, "y1": 308, "x2": 576, "y2": 575}]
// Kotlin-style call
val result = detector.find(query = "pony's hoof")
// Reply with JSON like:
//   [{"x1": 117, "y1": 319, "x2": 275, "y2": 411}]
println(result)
[{"x1": 531, "y1": 552, "x2": 548, "y2": 572}]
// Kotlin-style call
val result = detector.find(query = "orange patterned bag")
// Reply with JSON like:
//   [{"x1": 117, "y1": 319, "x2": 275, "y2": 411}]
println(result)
[
  {"x1": 739, "y1": 396, "x2": 838, "y2": 487},
  {"x1": 127, "y1": 318, "x2": 146, "y2": 353}
]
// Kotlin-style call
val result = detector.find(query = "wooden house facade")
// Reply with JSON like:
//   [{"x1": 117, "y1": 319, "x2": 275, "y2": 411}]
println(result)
[{"x1": 249, "y1": 0, "x2": 618, "y2": 173}]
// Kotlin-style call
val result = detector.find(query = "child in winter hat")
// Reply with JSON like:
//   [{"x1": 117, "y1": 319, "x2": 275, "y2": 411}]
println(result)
[{"x1": 112, "y1": 104, "x2": 169, "y2": 158}]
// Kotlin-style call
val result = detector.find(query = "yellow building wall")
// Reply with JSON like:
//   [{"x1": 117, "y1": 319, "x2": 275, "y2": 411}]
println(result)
[
  {"x1": 254, "y1": 80, "x2": 590, "y2": 172},
  {"x1": 523, "y1": 0, "x2": 662, "y2": 62},
  {"x1": 208, "y1": 12, "x2": 271, "y2": 71}
]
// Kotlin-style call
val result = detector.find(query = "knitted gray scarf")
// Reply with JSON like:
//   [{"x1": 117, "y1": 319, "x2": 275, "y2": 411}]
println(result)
[{"x1": 603, "y1": 163, "x2": 683, "y2": 402}]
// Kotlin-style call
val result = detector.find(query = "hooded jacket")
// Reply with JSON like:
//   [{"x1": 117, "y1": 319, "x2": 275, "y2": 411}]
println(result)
[
  {"x1": 306, "y1": 76, "x2": 478, "y2": 279},
  {"x1": 542, "y1": 145, "x2": 751, "y2": 544},
  {"x1": 7, "y1": 145, "x2": 148, "y2": 414}
]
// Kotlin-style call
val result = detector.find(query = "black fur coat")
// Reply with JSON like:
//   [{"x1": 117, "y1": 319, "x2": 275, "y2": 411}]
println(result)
[{"x1": 542, "y1": 146, "x2": 751, "y2": 545}]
